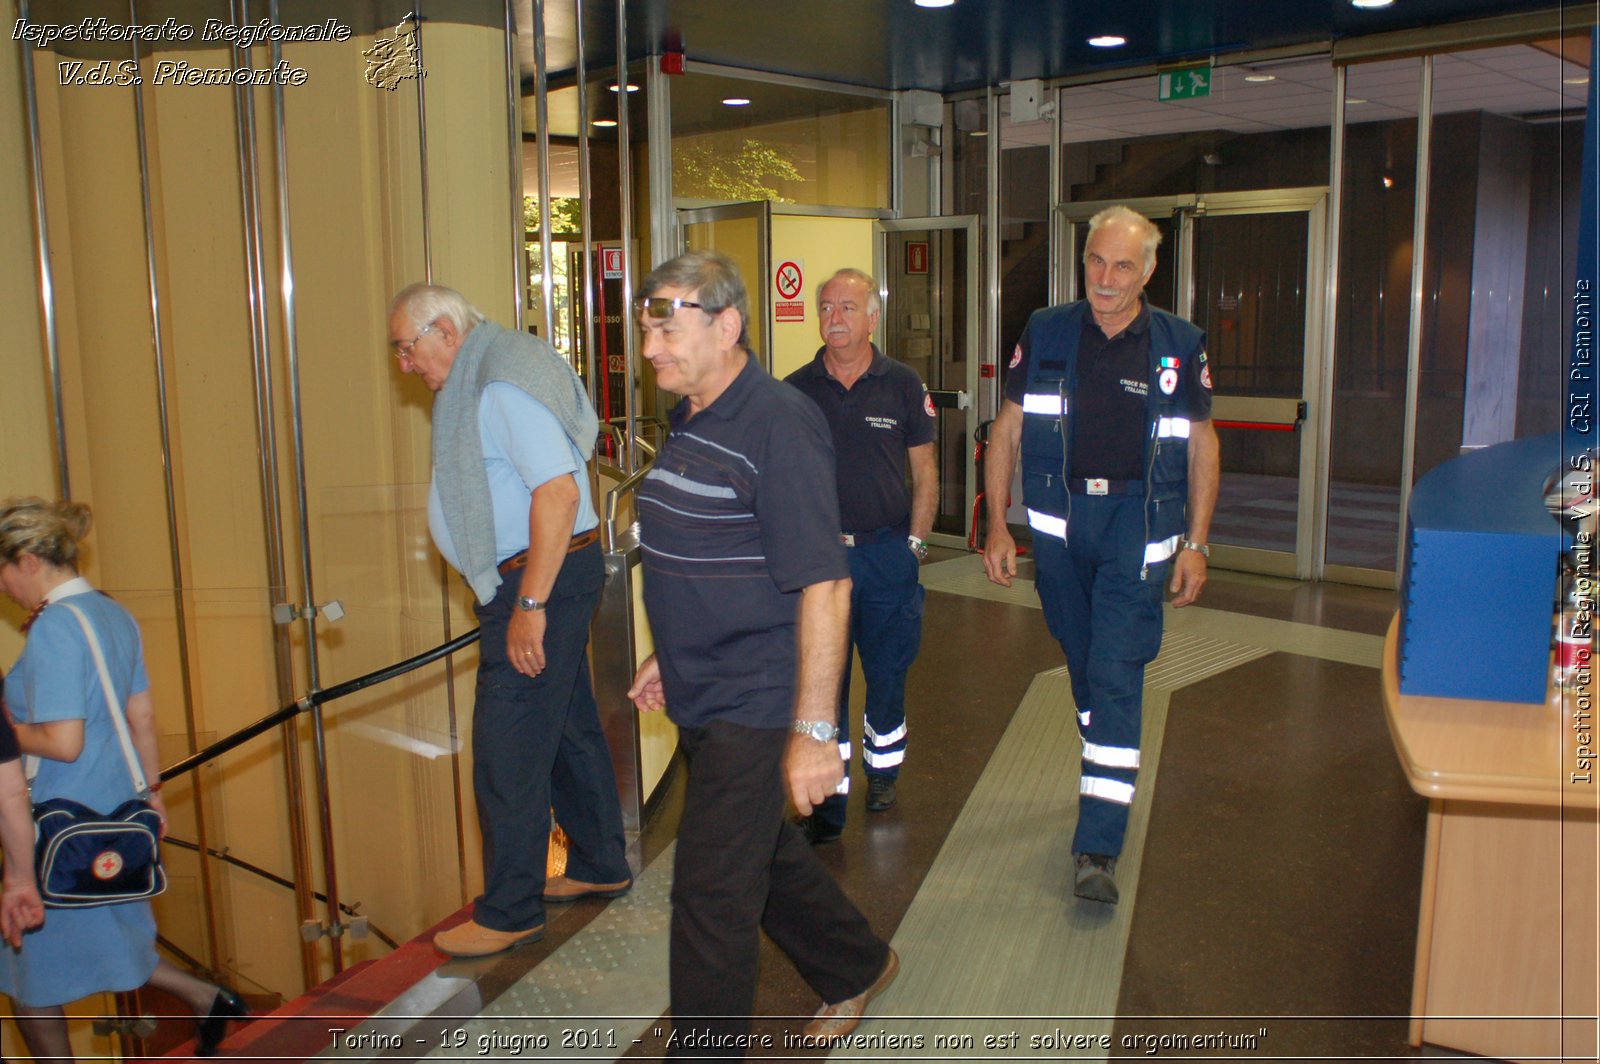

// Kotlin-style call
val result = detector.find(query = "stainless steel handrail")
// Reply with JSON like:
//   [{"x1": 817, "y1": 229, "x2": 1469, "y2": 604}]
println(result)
[{"x1": 604, "y1": 459, "x2": 654, "y2": 552}]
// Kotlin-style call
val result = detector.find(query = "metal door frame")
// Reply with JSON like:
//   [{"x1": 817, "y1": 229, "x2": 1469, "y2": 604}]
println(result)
[
  {"x1": 675, "y1": 200, "x2": 773, "y2": 371},
  {"x1": 1053, "y1": 189, "x2": 1329, "y2": 579},
  {"x1": 876, "y1": 214, "x2": 982, "y2": 549}
]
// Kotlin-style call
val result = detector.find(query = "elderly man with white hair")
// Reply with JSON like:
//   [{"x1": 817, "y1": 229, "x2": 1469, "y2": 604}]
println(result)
[
  {"x1": 388, "y1": 283, "x2": 631, "y2": 956},
  {"x1": 982, "y1": 206, "x2": 1220, "y2": 906}
]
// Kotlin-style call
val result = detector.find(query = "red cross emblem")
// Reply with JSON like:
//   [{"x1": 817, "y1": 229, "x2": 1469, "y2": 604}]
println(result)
[{"x1": 93, "y1": 850, "x2": 124, "y2": 880}]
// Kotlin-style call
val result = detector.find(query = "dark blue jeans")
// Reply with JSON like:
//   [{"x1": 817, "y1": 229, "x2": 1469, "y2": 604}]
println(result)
[
  {"x1": 1031, "y1": 495, "x2": 1167, "y2": 857},
  {"x1": 470, "y1": 542, "x2": 629, "y2": 931}
]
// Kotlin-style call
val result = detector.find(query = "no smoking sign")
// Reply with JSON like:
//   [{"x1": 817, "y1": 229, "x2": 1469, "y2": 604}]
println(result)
[{"x1": 774, "y1": 259, "x2": 805, "y2": 322}]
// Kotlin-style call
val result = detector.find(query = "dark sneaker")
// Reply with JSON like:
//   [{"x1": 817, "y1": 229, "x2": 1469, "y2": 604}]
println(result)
[
  {"x1": 1073, "y1": 852, "x2": 1119, "y2": 904},
  {"x1": 796, "y1": 815, "x2": 843, "y2": 845},
  {"x1": 866, "y1": 775, "x2": 897, "y2": 812}
]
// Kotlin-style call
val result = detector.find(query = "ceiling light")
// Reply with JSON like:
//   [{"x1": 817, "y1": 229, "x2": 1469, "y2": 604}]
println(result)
[
  {"x1": 1244, "y1": 73, "x2": 1276, "y2": 83},
  {"x1": 969, "y1": 129, "x2": 988, "y2": 136},
  {"x1": 914, "y1": 0, "x2": 956, "y2": 6},
  {"x1": 608, "y1": 83, "x2": 639, "y2": 93},
  {"x1": 1350, "y1": 0, "x2": 1394, "y2": 8},
  {"x1": 592, "y1": 119, "x2": 618, "y2": 127},
  {"x1": 1088, "y1": 35, "x2": 1126, "y2": 48},
  {"x1": 1345, "y1": 97, "x2": 1367, "y2": 105},
  {"x1": 722, "y1": 97, "x2": 751, "y2": 106},
  {"x1": 1565, "y1": 76, "x2": 1590, "y2": 85}
]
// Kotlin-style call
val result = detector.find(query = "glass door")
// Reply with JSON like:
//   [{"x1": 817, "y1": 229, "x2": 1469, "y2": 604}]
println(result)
[
  {"x1": 677, "y1": 200, "x2": 772, "y2": 369},
  {"x1": 1056, "y1": 189, "x2": 1327, "y2": 578},
  {"x1": 877, "y1": 216, "x2": 981, "y2": 546}
]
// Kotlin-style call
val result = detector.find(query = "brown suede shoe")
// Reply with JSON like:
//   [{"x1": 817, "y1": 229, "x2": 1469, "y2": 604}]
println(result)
[
  {"x1": 433, "y1": 919, "x2": 544, "y2": 958},
  {"x1": 542, "y1": 875, "x2": 633, "y2": 903},
  {"x1": 803, "y1": 947, "x2": 900, "y2": 1041}
]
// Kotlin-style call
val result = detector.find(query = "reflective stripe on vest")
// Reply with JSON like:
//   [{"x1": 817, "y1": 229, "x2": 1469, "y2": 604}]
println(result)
[
  {"x1": 1144, "y1": 533, "x2": 1181, "y2": 565},
  {"x1": 1077, "y1": 709, "x2": 1091, "y2": 728},
  {"x1": 1027, "y1": 508, "x2": 1067, "y2": 540},
  {"x1": 1023, "y1": 393, "x2": 1065, "y2": 416},
  {"x1": 1157, "y1": 416, "x2": 1191, "y2": 439},
  {"x1": 1080, "y1": 775, "x2": 1135, "y2": 805},
  {"x1": 1082, "y1": 741, "x2": 1141, "y2": 770}
]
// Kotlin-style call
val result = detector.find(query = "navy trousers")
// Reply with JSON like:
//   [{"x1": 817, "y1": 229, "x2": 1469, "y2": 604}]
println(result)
[
  {"x1": 1030, "y1": 494, "x2": 1168, "y2": 857},
  {"x1": 669, "y1": 720, "x2": 888, "y2": 1058},
  {"x1": 812, "y1": 534, "x2": 924, "y2": 829},
  {"x1": 470, "y1": 541, "x2": 630, "y2": 932}
]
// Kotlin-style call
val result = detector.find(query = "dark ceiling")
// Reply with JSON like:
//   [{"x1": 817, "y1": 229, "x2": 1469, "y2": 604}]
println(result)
[{"x1": 588, "y1": 0, "x2": 1581, "y2": 93}]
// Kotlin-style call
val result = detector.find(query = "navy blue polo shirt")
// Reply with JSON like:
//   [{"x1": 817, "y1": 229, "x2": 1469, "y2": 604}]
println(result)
[
  {"x1": 639, "y1": 355, "x2": 849, "y2": 730},
  {"x1": 785, "y1": 345, "x2": 936, "y2": 532}
]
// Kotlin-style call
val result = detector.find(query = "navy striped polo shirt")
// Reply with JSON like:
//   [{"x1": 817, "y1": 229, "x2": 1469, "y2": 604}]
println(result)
[{"x1": 639, "y1": 355, "x2": 849, "y2": 730}]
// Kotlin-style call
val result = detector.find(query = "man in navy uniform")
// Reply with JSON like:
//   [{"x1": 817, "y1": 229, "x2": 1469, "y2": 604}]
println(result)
[
  {"x1": 389, "y1": 283, "x2": 632, "y2": 956},
  {"x1": 627, "y1": 251, "x2": 897, "y2": 1054},
  {"x1": 981, "y1": 206, "x2": 1219, "y2": 905},
  {"x1": 786, "y1": 268, "x2": 936, "y2": 842}
]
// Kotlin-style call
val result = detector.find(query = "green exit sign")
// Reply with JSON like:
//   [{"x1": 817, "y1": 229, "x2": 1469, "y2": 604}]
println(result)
[{"x1": 1159, "y1": 65, "x2": 1212, "y2": 101}]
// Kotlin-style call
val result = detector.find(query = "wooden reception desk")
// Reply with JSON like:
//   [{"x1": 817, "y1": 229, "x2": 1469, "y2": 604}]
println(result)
[{"x1": 1382, "y1": 615, "x2": 1598, "y2": 1062}]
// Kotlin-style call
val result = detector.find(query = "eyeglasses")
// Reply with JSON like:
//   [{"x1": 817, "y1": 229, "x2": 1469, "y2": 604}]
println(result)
[
  {"x1": 391, "y1": 321, "x2": 436, "y2": 359},
  {"x1": 636, "y1": 297, "x2": 709, "y2": 319}
]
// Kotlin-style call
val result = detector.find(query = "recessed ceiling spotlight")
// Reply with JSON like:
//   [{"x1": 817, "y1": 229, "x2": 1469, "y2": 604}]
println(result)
[
  {"x1": 608, "y1": 83, "x2": 639, "y2": 93},
  {"x1": 914, "y1": 0, "x2": 956, "y2": 7},
  {"x1": 592, "y1": 118, "x2": 618, "y2": 127},
  {"x1": 1350, "y1": 0, "x2": 1394, "y2": 8},
  {"x1": 722, "y1": 97, "x2": 752, "y2": 106},
  {"x1": 1565, "y1": 76, "x2": 1590, "y2": 85},
  {"x1": 1088, "y1": 34, "x2": 1126, "y2": 48},
  {"x1": 1244, "y1": 73, "x2": 1276, "y2": 83}
]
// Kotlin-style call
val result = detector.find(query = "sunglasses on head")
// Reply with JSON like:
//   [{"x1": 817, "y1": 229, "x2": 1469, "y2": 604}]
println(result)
[{"x1": 637, "y1": 297, "x2": 709, "y2": 319}]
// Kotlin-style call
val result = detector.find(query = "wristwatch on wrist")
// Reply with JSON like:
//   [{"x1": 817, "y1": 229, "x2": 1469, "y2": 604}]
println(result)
[
  {"x1": 792, "y1": 719, "x2": 840, "y2": 743},
  {"x1": 907, "y1": 535, "x2": 929, "y2": 560},
  {"x1": 1180, "y1": 539, "x2": 1210, "y2": 558},
  {"x1": 516, "y1": 595, "x2": 546, "y2": 612}
]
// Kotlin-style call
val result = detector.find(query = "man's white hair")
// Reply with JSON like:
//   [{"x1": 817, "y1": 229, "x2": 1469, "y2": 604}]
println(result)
[{"x1": 390, "y1": 283, "x2": 487, "y2": 334}]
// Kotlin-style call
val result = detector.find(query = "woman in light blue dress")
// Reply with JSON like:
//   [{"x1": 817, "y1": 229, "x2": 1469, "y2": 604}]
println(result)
[{"x1": 0, "y1": 498, "x2": 246, "y2": 1060}]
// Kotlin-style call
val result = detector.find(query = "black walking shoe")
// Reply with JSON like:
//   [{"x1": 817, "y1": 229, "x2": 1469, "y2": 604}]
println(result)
[
  {"x1": 196, "y1": 985, "x2": 248, "y2": 1056},
  {"x1": 865, "y1": 776, "x2": 897, "y2": 812},
  {"x1": 796, "y1": 815, "x2": 843, "y2": 845}
]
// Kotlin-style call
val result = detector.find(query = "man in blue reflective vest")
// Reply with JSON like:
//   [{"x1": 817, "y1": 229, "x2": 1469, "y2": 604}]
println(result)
[{"x1": 982, "y1": 205, "x2": 1219, "y2": 905}]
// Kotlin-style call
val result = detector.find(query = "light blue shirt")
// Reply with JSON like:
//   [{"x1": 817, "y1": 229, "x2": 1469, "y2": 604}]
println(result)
[{"x1": 429, "y1": 381, "x2": 597, "y2": 572}]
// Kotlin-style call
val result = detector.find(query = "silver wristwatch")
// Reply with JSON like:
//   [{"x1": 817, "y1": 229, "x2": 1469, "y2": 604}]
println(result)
[
  {"x1": 1180, "y1": 539, "x2": 1210, "y2": 558},
  {"x1": 516, "y1": 595, "x2": 546, "y2": 612},
  {"x1": 792, "y1": 719, "x2": 840, "y2": 743}
]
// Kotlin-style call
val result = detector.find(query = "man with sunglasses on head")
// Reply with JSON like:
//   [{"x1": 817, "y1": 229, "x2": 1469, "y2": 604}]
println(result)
[
  {"x1": 388, "y1": 284, "x2": 631, "y2": 958},
  {"x1": 627, "y1": 252, "x2": 897, "y2": 1056},
  {"x1": 784, "y1": 268, "x2": 936, "y2": 843}
]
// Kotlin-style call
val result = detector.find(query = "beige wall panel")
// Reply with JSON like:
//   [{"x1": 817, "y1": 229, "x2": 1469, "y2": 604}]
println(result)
[
  {"x1": 0, "y1": 36, "x2": 58, "y2": 665},
  {"x1": 420, "y1": 23, "x2": 516, "y2": 321},
  {"x1": 769, "y1": 215, "x2": 876, "y2": 379}
]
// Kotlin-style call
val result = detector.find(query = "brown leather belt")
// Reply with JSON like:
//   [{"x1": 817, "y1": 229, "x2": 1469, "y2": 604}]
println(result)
[{"x1": 497, "y1": 528, "x2": 599, "y2": 574}]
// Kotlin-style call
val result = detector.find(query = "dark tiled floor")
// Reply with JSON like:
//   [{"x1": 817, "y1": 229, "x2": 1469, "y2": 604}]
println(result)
[
  {"x1": 1113, "y1": 651, "x2": 1427, "y2": 1058},
  {"x1": 622, "y1": 570, "x2": 1418, "y2": 1060},
  {"x1": 334, "y1": 567, "x2": 1418, "y2": 1063}
]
